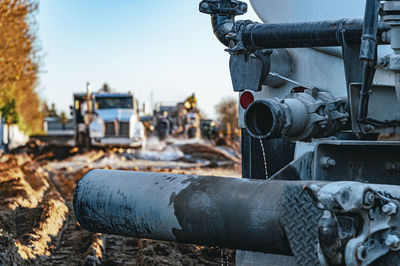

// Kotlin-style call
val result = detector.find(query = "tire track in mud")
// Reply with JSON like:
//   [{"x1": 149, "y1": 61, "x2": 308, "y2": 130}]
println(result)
[
  {"x1": 43, "y1": 202, "x2": 101, "y2": 265},
  {"x1": 0, "y1": 155, "x2": 68, "y2": 264},
  {"x1": 102, "y1": 235, "x2": 138, "y2": 265},
  {"x1": 43, "y1": 157, "x2": 141, "y2": 265},
  {"x1": 44, "y1": 164, "x2": 235, "y2": 265},
  {"x1": 43, "y1": 167, "x2": 103, "y2": 265},
  {"x1": 2, "y1": 143, "x2": 238, "y2": 265}
]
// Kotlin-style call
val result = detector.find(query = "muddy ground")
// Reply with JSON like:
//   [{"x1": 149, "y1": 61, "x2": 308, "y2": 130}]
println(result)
[{"x1": 0, "y1": 138, "x2": 241, "y2": 265}]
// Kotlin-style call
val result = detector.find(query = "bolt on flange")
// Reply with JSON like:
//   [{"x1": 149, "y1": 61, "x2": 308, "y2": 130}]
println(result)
[
  {"x1": 363, "y1": 190, "x2": 375, "y2": 209},
  {"x1": 382, "y1": 202, "x2": 398, "y2": 215},
  {"x1": 356, "y1": 245, "x2": 368, "y2": 261},
  {"x1": 385, "y1": 234, "x2": 400, "y2": 251}
]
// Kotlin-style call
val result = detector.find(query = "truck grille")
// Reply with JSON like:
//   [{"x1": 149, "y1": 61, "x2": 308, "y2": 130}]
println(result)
[
  {"x1": 104, "y1": 121, "x2": 129, "y2": 137},
  {"x1": 119, "y1": 122, "x2": 129, "y2": 137},
  {"x1": 105, "y1": 122, "x2": 115, "y2": 136}
]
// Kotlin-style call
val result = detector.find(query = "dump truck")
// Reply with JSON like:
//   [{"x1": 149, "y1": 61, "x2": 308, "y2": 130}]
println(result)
[
  {"x1": 72, "y1": 84, "x2": 145, "y2": 147},
  {"x1": 74, "y1": 1, "x2": 400, "y2": 265}
]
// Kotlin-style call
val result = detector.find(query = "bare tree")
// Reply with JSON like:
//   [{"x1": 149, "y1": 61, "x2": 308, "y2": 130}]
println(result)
[{"x1": 215, "y1": 97, "x2": 238, "y2": 129}]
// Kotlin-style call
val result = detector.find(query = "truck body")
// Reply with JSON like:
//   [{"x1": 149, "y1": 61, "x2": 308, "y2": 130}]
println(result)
[
  {"x1": 74, "y1": 1, "x2": 400, "y2": 265},
  {"x1": 73, "y1": 91, "x2": 145, "y2": 147}
]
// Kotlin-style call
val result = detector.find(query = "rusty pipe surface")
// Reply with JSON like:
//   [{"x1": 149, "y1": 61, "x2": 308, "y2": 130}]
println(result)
[{"x1": 73, "y1": 170, "x2": 321, "y2": 255}]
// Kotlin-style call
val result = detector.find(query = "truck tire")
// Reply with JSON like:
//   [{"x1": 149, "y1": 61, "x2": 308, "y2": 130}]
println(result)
[
  {"x1": 157, "y1": 121, "x2": 169, "y2": 140},
  {"x1": 77, "y1": 132, "x2": 90, "y2": 147},
  {"x1": 188, "y1": 127, "x2": 196, "y2": 138}
]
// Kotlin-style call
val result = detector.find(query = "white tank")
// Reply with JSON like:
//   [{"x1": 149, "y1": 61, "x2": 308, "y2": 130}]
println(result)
[
  {"x1": 250, "y1": 0, "x2": 366, "y2": 23},
  {"x1": 249, "y1": 0, "x2": 392, "y2": 57}
]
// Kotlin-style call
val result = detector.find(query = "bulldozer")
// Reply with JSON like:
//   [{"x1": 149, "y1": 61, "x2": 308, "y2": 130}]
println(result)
[{"x1": 73, "y1": 1, "x2": 400, "y2": 265}]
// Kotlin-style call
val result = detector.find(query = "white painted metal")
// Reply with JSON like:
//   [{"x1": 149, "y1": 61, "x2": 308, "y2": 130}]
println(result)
[
  {"x1": 237, "y1": 1, "x2": 395, "y2": 128},
  {"x1": 249, "y1": 0, "x2": 392, "y2": 57},
  {"x1": 250, "y1": 0, "x2": 366, "y2": 23}
]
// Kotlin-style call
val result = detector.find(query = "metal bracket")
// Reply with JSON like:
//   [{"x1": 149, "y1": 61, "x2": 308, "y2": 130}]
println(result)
[
  {"x1": 199, "y1": 0, "x2": 247, "y2": 16},
  {"x1": 306, "y1": 182, "x2": 400, "y2": 265},
  {"x1": 199, "y1": 0, "x2": 254, "y2": 54},
  {"x1": 229, "y1": 50, "x2": 271, "y2": 92},
  {"x1": 342, "y1": 30, "x2": 364, "y2": 96},
  {"x1": 349, "y1": 83, "x2": 400, "y2": 134},
  {"x1": 225, "y1": 20, "x2": 255, "y2": 54},
  {"x1": 313, "y1": 140, "x2": 400, "y2": 185}
]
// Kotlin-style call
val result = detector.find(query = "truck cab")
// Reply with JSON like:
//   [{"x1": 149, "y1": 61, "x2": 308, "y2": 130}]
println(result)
[{"x1": 73, "y1": 92, "x2": 145, "y2": 148}]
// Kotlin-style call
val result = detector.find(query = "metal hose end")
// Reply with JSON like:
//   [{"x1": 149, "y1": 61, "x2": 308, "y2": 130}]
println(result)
[{"x1": 244, "y1": 100, "x2": 284, "y2": 139}]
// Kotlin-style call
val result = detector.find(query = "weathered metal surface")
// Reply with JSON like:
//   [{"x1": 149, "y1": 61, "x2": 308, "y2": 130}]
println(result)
[
  {"x1": 236, "y1": 251, "x2": 297, "y2": 266},
  {"x1": 229, "y1": 51, "x2": 270, "y2": 92},
  {"x1": 312, "y1": 141, "x2": 400, "y2": 185},
  {"x1": 270, "y1": 152, "x2": 313, "y2": 181},
  {"x1": 350, "y1": 83, "x2": 400, "y2": 134},
  {"x1": 73, "y1": 170, "x2": 324, "y2": 255},
  {"x1": 306, "y1": 182, "x2": 400, "y2": 265}
]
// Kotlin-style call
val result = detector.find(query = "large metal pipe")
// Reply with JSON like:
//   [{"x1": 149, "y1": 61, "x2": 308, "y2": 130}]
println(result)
[
  {"x1": 73, "y1": 170, "x2": 319, "y2": 255},
  {"x1": 242, "y1": 19, "x2": 390, "y2": 50}
]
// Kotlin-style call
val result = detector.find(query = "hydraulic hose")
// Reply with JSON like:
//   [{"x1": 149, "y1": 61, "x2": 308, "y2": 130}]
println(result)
[{"x1": 241, "y1": 19, "x2": 389, "y2": 50}]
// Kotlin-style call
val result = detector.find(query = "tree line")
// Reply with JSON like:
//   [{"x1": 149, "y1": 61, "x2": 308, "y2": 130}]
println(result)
[{"x1": 0, "y1": 0, "x2": 42, "y2": 135}]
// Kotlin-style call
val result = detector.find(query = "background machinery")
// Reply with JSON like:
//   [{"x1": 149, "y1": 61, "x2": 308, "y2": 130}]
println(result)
[
  {"x1": 153, "y1": 93, "x2": 200, "y2": 140},
  {"x1": 74, "y1": 1, "x2": 400, "y2": 265}
]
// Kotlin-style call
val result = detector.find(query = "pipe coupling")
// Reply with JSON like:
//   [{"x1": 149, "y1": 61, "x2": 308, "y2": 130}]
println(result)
[{"x1": 244, "y1": 89, "x2": 349, "y2": 140}]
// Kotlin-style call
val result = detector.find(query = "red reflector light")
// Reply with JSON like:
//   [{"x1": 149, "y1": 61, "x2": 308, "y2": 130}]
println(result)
[{"x1": 240, "y1": 91, "x2": 254, "y2": 109}]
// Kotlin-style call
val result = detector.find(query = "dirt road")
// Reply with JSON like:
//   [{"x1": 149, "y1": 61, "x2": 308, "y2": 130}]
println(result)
[{"x1": 0, "y1": 139, "x2": 240, "y2": 265}]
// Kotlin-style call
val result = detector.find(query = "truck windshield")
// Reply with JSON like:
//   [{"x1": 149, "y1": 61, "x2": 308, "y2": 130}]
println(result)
[{"x1": 96, "y1": 97, "x2": 133, "y2": 109}]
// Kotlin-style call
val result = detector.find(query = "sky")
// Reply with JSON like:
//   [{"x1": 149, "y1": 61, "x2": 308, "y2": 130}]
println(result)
[{"x1": 37, "y1": 0, "x2": 260, "y2": 118}]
